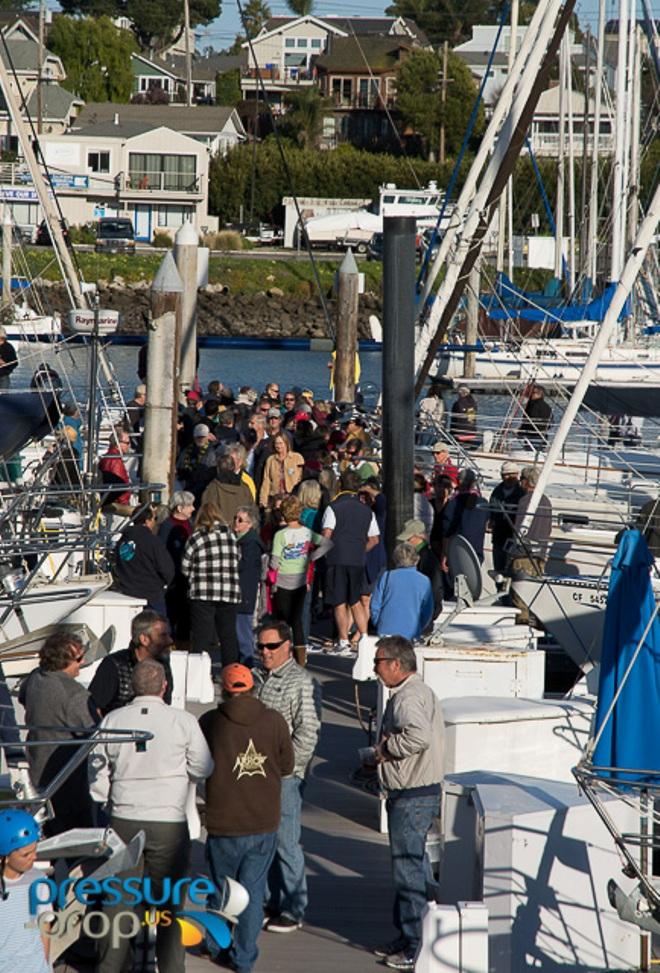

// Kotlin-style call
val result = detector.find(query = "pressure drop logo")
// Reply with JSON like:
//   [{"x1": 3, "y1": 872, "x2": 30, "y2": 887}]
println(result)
[{"x1": 29, "y1": 875, "x2": 245, "y2": 951}]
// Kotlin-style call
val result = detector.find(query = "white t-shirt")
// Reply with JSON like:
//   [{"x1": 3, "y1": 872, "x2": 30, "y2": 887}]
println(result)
[
  {"x1": 0, "y1": 867, "x2": 52, "y2": 973},
  {"x1": 322, "y1": 506, "x2": 379, "y2": 537}
]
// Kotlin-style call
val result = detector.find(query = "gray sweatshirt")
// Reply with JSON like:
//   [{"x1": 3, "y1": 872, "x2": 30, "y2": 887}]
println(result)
[{"x1": 89, "y1": 695, "x2": 213, "y2": 822}]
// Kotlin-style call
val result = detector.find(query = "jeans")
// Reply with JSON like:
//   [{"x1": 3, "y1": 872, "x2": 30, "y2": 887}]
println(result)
[
  {"x1": 266, "y1": 776, "x2": 307, "y2": 921},
  {"x1": 96, "y1": 818, "x2": 190, "y2": 973},
  {"x1": 386, "y1": 793, "x2": 439, "y2": 954},
  {"x1": 190, "y1": 599, "x2": 239, "y2": 666},
  {"x1": 206, "y1": 831, "x2": 277, "y2": 973},
  {"x1": 236, "y1": 612, "x2": 255, "y2": 666}
]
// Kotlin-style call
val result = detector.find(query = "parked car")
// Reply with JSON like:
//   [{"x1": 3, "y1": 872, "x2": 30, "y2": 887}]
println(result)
[
  {"x1": 95, "y1": 217, "x2": 135, "y2": 254},
  {"x1": 34, "y1": 219, "x2": 70, "y2": 247}
]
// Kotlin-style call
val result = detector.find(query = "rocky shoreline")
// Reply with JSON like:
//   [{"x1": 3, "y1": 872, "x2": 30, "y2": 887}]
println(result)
[{"x1": 35, "y1": 280, "x2": 383, "y2": 340}]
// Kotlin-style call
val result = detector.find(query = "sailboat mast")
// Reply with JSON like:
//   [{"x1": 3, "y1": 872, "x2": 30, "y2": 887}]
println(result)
[
  {"x1": 554, "y1": 32, "x2": 567, "y2": 280},
  {"x1": 628, "y1": 25, "x2": 641, "y2": 247},
  {"x1": 519, "y1": 180, "x2": 660, "y2": 532},
  {"x1": 588, "y1": 0, "x2": 605, "y2": 283},
  {"x1": 497, "y1": 0, "x2": 519, "y2": 276},
  {"x1": 610, "y1": 0, "x2": 629, "y2": 281},
  {"x1": 566, "y1": 35, "x2": 576, "y2": 292},
  {"x1": 0, "y1": 48, "x2": 86, "y2": 309}
]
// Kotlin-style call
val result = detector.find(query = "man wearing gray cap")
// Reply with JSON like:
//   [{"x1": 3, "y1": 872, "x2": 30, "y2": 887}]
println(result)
[
  {"x1": 396, "y1": 519, "x2": 443, "y2": 618},
  {"x1": 488, "y1": 462, "x2": 525, "y2": 578}
]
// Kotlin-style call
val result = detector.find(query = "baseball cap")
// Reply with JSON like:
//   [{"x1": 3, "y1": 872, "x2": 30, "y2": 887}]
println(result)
[
  {"x1": 396, "y1": 518, "x2": 427, "y2": 541},
  {"x1": 186, "y1": 389, "x2": 201, "y2": 401},
  {"x1": 267, "y1": 407, "x2": 281, "y2": 418},
  {"x1": 301, "y1": 389, "x2": 314, "y2": 400},
  {"x1": 432, "y1": 441, "x2": 449, "y2": 453},
  {"x1": 193, "y1": 423, "x2": 210, "y2": 438},
  {"x1": 501, "y1": 461, "x2": 519, "y2": 475},
  {"x1": 221, "y1": 663, "x2": 254, "y2": 693},
  {"x1": 294, "y1": 411, "x2": 310, "y2": 422}
]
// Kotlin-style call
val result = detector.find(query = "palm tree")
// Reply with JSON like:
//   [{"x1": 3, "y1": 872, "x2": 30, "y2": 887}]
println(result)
[
  {"x1": 281, "y1": 88, "x2": 329, "y2": 149},
  {"x1": 286, "y1": 0, "x2": 314, "y2": 15}
]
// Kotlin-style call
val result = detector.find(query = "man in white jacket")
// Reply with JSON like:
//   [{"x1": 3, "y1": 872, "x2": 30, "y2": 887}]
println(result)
[{"x1": 90, "y1": 659, "x2": 214, "y2": 973}]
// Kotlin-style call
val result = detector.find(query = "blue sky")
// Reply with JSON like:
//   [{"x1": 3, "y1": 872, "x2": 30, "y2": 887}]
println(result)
[{"x1": 195, "y1": 0, "x2": 618, "y2": 52}]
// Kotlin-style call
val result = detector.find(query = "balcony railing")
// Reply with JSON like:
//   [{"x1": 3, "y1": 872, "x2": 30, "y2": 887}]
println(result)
[
  {"x1": 330, "y1": 94, "x2": 396, "y2": 110},
  {"x1": 526, "y1": 132, "x2": 615, "y2": 156},
  {"x1": 124, "y1": 171, "x2": 201, "y2": 194}
]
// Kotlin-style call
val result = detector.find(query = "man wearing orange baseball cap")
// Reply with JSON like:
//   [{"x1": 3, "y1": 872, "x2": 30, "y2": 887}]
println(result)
[{"x1": 199, "y1": 664, "x2": 294, "y2": 972}]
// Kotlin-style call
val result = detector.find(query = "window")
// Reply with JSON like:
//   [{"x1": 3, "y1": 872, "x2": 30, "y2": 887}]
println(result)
[
  {"x1": 285, "y1": 37, "x2": 295, "y2": 47},
  {"x1": 128, "y1": 153, "x2": 197, "y2": 192},
  {"x1": 87, "y1": 151, "x2": 110, "y2": 173},
  {"x1": 297, "y1": 37, "x2": 307, "y2": 47},
  {"x1": 311, "y1": 38, "x2": 321, "y2": 48},
  {"x1": 157, "y1": 204, "x2": 194, "y2": 228}
]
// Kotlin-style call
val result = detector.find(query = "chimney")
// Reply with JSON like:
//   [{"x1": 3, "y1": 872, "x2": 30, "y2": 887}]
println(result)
[{"x1": 113, "y1": 112, "x2": 119, "y2": 125}]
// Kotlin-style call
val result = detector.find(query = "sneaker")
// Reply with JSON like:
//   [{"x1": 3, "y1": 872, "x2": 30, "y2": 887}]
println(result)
[
  {"x1": 373, "y1": 938, "x2": 407, "y2": 958},
  {"x1": 333, "y1": 640, "x2": 353, "y2": 657},
  {"x1": 383, "y1": 951, "x2": 416, "y2": 970},
  {"x1": 265, "y1": 914, "x2": 302, "y2": 933}
]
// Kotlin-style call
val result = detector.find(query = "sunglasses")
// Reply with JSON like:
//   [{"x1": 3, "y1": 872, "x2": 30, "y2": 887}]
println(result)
[{"x1": 257, "y1": 639, "x2": 286, "y2": 650}]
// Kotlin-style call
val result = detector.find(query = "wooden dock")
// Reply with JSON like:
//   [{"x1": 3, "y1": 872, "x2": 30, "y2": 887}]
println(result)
[{"x1": 185, "y1": 656, "x2": 393, "y2": 972}]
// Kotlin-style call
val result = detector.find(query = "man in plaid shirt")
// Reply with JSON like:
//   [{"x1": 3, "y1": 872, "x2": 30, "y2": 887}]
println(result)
[{"x1": 181, "y1": 503, "x2": 241, "y2": 666}]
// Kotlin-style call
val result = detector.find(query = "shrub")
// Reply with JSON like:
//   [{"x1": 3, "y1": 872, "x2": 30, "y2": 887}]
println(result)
[
  {"x1": 68, "y1": 223, "x2": 96, "y2": 245},
  {"x1": 204, "y1": 230, "x2": 244, "y2": 251},
  {"x1": 152, "y1": 230, "x2": 173, "y2": 248}
]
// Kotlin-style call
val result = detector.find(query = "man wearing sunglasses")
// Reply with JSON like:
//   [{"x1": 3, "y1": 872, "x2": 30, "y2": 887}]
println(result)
[
  {"x1": 370, "y1": 635, "x2": 445, "y2": 971},
  {"x1": 254, "y1": 620, "x2": 321, "y2": 934}
]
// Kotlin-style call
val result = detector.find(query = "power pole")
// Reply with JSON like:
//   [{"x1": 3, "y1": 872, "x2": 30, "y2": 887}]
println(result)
[
  {"x1": 183, "y1": 0, "x2": 193, "y2": 108},
  {"x1": 439, "y1": 41, "x2": 449, "y2": 164},
  {"x1": 37, "y1": 0, "x2": 44, "y2": 135}
]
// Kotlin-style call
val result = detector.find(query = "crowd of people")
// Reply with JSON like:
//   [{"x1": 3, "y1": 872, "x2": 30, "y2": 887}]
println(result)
[{"x1": 96, "y1": 378, "x2": 554, "y2": 669}]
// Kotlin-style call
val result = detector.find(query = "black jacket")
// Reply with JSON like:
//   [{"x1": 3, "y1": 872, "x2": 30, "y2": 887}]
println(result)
[
  {"x1": 113, "y1": 524, "x2": 175, "y2": 607},
  {"x1": 237, "y1": 528, "x2": 265, "y2": 614},
  {"x1": 89, "y1": 646, "x2": 174, "y2": 715}
]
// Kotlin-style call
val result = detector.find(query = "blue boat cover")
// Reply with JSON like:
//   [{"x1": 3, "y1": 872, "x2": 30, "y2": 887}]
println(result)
[
  {"x1": 486, "y1": 274, "x2": 632, "y2": 325},
  {"x1": 592, "y1": 530, "x2": 660, "y2": 782}
]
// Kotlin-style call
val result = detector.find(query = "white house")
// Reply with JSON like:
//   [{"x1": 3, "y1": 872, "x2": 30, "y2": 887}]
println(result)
[
  {"x1": 528, "y1": 86, "x2": 615, "y2": 157},
  {"x1": 39, "y1": 120, "x2": 218, "y2": 240},
  {"x1": 453, "y1": 25, "x2": 583, "y2": 106},
  {"x1": 72, "y1": 103, "x2": 246, "y2": 157}
]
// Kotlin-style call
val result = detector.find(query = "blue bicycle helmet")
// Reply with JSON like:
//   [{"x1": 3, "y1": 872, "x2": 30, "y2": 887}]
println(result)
[{"x1": 0, "y1": 809, "x2": 40, "y2": 856}]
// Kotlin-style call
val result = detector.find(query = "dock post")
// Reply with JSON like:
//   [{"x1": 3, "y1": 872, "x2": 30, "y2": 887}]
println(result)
[
  {"x1": 382, "y1": 216, "x2": 416, "y2": 561},
  {"x1": 2, "y1": 207, "x2": 11, "y2": 308},
  {"x1": 174, "y1": 220, "x2": 198, "y2": 394},
  {"x1": 465, "y1": 259, "x2": 480, "y2": 378},
  {"x1": 143, "y1": 252, "x2": 183, "y2": 502},
  {"x1": 334, "y1": 248, "x2": 359, "y2": 404}
]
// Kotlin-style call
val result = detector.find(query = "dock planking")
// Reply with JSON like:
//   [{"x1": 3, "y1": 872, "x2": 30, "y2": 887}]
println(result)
[{"x1": 185, "y1": 656, "x2": 393, "y2": 972}]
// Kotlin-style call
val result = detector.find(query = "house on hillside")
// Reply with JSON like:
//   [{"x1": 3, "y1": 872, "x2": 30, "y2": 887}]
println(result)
[
  {"x1": 0, "y1": 15, "x2": 82, "y2": 150},
  {"x1": 315, "y1": 35, "x2": 418, "y2": 150},
  {"x1": 73, "y1": 103, "x2": 246, "y2": 156},
  {"x1": 453, "y1": 24, "x2": 582, "y2": 107},
  {"x1": 131, "y1": 50, "x2": 247, "y2": 104},
  {"x1": 39, "y1": 117, "x2": 218, "y2": 240},
  {"x1": 528, "y1": 85, "x2": 614, "y2": 157},
  {"x1": 240, "y1": 14, "x2": 428, "y2": 111}
]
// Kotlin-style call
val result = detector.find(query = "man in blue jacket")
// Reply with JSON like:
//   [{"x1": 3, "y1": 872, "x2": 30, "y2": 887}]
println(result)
[{"x1": 370, "y1": 543, "x2": 434, "y2": 641}]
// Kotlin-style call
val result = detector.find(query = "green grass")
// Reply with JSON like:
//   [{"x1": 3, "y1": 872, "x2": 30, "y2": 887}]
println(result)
[{"x1": 19, "y1": 248, "x2": 384, "y2": 296}]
